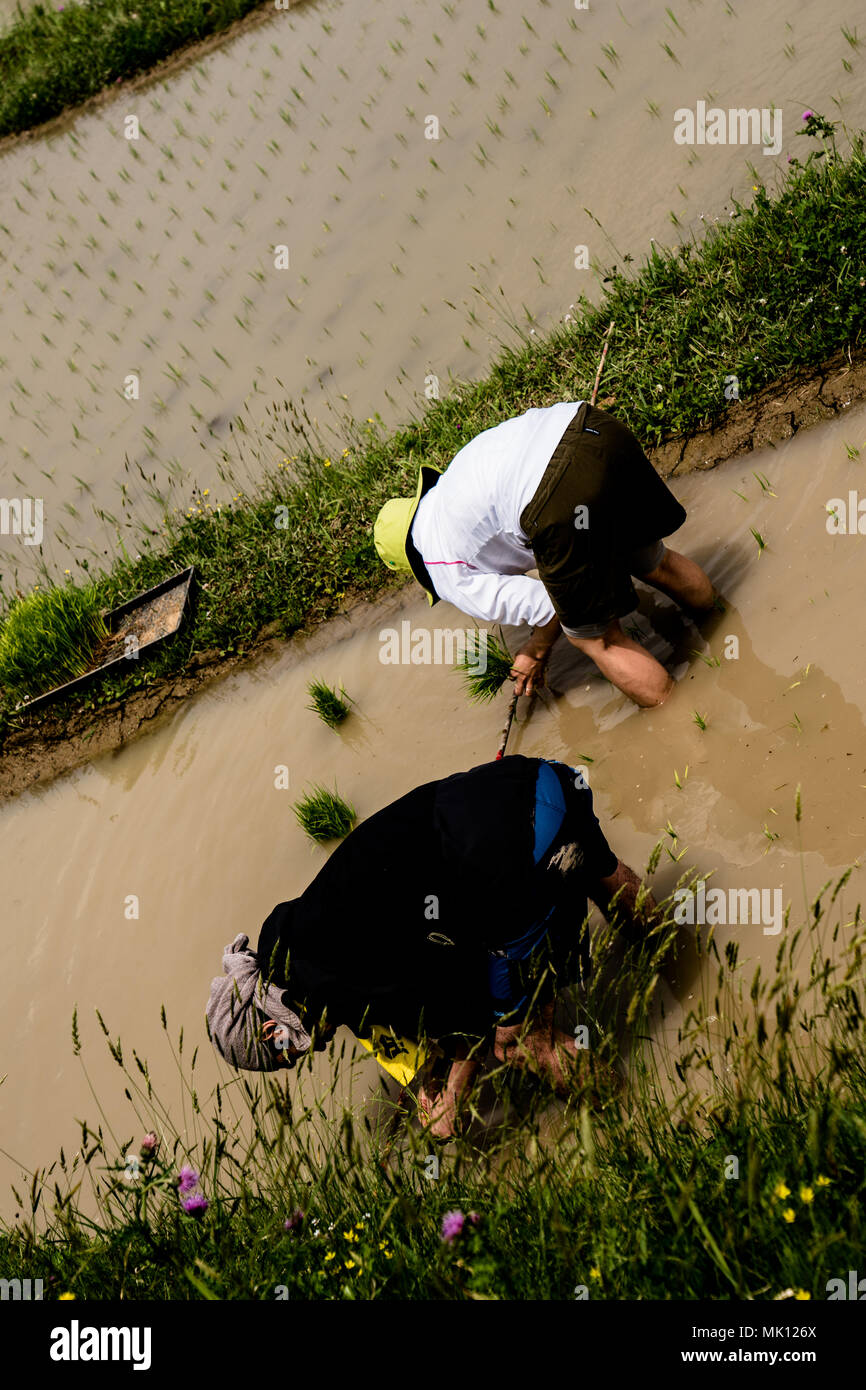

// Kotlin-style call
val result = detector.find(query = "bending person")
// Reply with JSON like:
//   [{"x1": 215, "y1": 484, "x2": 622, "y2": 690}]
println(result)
[
  {"x1": 373, "y1": 400, "x2": 717, "y2": 707},
  {"x1": 206, "y1": 755, "x2": 657, "y2": 1137}
]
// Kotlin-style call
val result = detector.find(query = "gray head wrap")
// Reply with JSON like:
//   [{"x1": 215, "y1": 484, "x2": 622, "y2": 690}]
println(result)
[{"x1": 206, "y1": 933, "x2": 312, "y2": 1072}]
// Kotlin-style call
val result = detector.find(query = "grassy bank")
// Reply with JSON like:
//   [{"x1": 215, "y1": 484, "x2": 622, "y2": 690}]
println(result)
[
  {"x1": 1, "y1": 852, "x2": 863, "y2": 1299},
  {"x1": 1, "y1": 116, "x2": 862, "y2": 742},
  {"x1": 0, "y1": 0, "x2": 272, "y2": 140}
]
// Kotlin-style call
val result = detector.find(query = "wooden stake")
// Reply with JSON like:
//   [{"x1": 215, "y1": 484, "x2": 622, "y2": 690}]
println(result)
[
  {"x1": 590, "y1": 320, "x2": 615, "y2": 406},
  {"x1": 495, "y1": 688, "x2": 519, "y2": 760}
]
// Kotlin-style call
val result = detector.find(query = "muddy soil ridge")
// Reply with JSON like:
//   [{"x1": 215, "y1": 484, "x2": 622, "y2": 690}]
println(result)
[{"x1": 1, "y1": 343, "x2": 864, "y2": 804}]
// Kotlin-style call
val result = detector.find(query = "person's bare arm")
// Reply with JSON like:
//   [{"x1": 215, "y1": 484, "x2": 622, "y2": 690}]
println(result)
[
  {"x1": 588, "y1": 859, "x2": 660, "y2": 939},
  {"x1": 511, "y1": 614, "x2": 561, "y2": 695}
]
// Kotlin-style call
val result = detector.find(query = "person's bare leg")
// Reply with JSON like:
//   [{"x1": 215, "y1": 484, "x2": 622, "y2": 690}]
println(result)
[
  {"x1": 566, "y1": 620, "x2": 673, "y2": 708},
  {"x1": 494, "y1": 1003, "x2": 621, "y2": 1099},
  {"x1": 417, "y1": 1044, "x2": 480, "y2": 1138},
  {"x1": 494, "y1": 1002, "x2": 582, "y2": 1094},
  {"x1": 640, "y1": 547, "x2": 715, "y2": 612}
]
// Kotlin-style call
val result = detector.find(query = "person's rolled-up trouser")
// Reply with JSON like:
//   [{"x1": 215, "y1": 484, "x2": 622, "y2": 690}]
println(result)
[{"x1": 519, "y1": 402, "x2": 687, "y2": 637}]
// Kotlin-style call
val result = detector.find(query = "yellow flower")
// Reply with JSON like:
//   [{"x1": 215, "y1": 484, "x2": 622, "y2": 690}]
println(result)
[
  {"x1": 794, "y1": 1289, "x2": 811, "y2": 1300},
  {"x1": 816, "y1": 1175, "x2": 831, "y2": 1187},
  {"x1": 782, "y1": 1208, "x2": 796, "y2": 1223},
  {"x1": 773, "y1": 1181, "x2": 791, "y2": 1200},
  {"x1": 324, "y1": 1251, "x2": 335, "y2": 1262},
  {"x1": 203, "y1": 488, "x2": 209, "y2": 496},
  {"x1": 342, "y1": 448, "x2": 349, "y2": 457},
  {"x1": 383, "y1": 1250, "x2": 393, "y2": 1259},
  {"x1": 58, "y1": 1292, "x2": 75, "y2": 1300},
  {"x1": 324, "y1": 458, "x2": 332, "y2": 467},
  {"x1": 800, "y1": 1186, "x2": 814, "y2": 1204},
  {"x1": 590, "y1": 1267, "x2": 602, "y2": 1281},
  {"x1": 343, "y1": 1229, "x2": 358, "y2": 1243},
  {"x1": 344, "y1": 1259, "x2": 356, "y2": 1270}
]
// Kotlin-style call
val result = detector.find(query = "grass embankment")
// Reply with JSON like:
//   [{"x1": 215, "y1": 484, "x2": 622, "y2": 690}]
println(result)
[
  {"x1": 0, "y1": 117, "x2": 862, "y2": 743},
  {"x1": 1, "y1": 857, "x2": 863, "y2": 1299},
  {"x1": 0, "y1": 0, "x2": 271, "y2": 140}
]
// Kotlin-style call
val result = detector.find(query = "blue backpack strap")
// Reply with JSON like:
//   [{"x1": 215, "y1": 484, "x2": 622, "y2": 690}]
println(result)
[{"x1": 533, "y1": 760, "x2": 567, "y2": 864}]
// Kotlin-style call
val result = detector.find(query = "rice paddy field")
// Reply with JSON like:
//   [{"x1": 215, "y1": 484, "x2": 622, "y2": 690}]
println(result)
[{"x1": 1, "y1": 0, "x2": 865, "y2": 1335}]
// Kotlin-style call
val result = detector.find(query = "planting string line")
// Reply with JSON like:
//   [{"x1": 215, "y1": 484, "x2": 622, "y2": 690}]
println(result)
[{"x1": 497, "y1": 322, "x2": 615, "y2": 761}]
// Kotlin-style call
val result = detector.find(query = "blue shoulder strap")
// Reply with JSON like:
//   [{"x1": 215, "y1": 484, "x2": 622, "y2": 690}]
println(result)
[{"x1": 533, "y1": 760, "x2": 567, "y2": 864}]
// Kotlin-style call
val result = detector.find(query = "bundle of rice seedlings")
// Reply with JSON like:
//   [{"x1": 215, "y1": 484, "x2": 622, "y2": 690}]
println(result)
[
  {"x1": 293, "y1": 785, "x2": 357, "y2": 843},
  {"x1": 306, "y1": 678, "x2": 352, "y2": 729},
  {"x1": 456, "y1": 630, "x2": 513, "y2": 703},
  {"x1": 0, "y1": 583, "x2": 109, "y2": 700}
]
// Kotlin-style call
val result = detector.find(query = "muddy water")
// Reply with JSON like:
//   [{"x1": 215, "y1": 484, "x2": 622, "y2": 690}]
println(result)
[
  {"x1": 2, "y1": 0, "x2": 866, "y2": 582},
  {"x1": 2, "y1": 405, "x2": 865, "y2": 1200}
]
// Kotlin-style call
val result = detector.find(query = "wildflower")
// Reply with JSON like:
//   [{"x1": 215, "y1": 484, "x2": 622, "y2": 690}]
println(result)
[
  {"x1": 794, "y1": 1289, "x2": 811, "y2": 1300},
  {"x1": 177, "y1": 1164, "x2": 199, "y2": 1194},
  {"x1": 441, "y1": 1210, "x2": 465, "y2": 1244},
  {"x1": 590, "y1": 1267, "x2": 602, "y2": 1281},
  {"x1": 344, "y1": 1259, "x2": 357, "y2": 1270},
  {"x1": 58, "y1": 1292, "x2": 75, "y2": 1300},
  {"x1": 324, "y1": 1251, "x2": 335, "y2": 1262},
  {"x1": 840, "y1": 246, "x2": 847, "y2": 254},
  {"x1": 800, "y1": 1186, "x2": 814, "y2": 1204},
  {"x1": 343, "y1": 1229, "x2": 358, "y2": 1243},
  {"x1": 182, "y1": 1192, "x2": 209, "y2": 1217},
  {"x1": 802, "y1": 110, "x2": 813, "y2": 121},
  {"x1": 782, "y1": 1207, "x2": 796, "y2": 1224},
  {"x1": 324, "y1": 458, "x2": 332, "y2": 467},
  {"x1": 816, "y1": 1175, "x2": 831, "y2": 1187},
  {"x1": 284, "y1": 1207, "x2": 304, "y2": 1233},
  {"x1": 140, "y1": 1132, "x2": 159, "y2": 1160},
  {"x1": 773, "y1": 1181, "x2": 791, "y2": 1200},
  {"x1": 203, "y1": 488, "x2": 209, "y2": 496}
]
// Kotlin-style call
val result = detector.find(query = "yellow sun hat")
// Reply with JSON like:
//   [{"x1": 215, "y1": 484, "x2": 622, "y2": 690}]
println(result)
[{"x1": 373, "y1": 463, "x2": 443, "y2": 605}]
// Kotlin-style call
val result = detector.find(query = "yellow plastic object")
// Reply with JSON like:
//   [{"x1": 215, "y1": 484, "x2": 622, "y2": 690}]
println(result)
[{"x1": 356, "y1": 1026, "x2": 432, "y2": 1085}]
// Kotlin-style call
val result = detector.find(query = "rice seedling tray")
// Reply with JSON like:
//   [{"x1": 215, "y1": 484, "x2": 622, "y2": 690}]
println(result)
[{"x1": 19, "y1": 566, "x2": 197, "y2": 714}]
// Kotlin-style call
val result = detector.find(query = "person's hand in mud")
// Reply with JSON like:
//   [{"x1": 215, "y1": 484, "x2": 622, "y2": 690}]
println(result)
[
  {"x1": 511, "y1": 615, "x2": 561, "y2": 696},
  {"x1": 417, "y1": 1047, "x2": 480, "y2": 1139}
]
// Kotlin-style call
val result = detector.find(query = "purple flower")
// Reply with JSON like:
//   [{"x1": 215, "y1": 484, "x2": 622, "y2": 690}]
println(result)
[
  {"x1": 802, "y1": 110, "x2": 813, "y2": 121},
  {"x1": 181, "y1": 1193, "x2": 209, "y2": 1217},
  {"x1": 177, "y1": 1164, "x2": 199, "y2": 1194},
  {"x1": 284, "y1": 1207, "x2": 304, "y2": 1233},
  {"x1": 441, "y1": 1210, "x2": 465, "y2": 1244},
  {"x1": 140, "y1": 1132, "x2": 159, "y2": 1160}
]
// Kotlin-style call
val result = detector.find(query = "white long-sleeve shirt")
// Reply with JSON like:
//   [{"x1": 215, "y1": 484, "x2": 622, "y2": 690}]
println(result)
[{"x1": 410, "y1": 401, "x2": 584, "y2": 628}]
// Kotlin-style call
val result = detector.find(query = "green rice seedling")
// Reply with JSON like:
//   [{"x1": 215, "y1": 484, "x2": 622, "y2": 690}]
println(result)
[
  {"x1": 457, "y1": 631, "x2": 512, "y2": 703},
  {"x1": 844, "y1": 441, "x2": 860, "y2": 459},
  {"x1": 673, "y1": 764, "x2": 688, "y2": 789},
  {"x1": 692, "y1": 710, "x2": 708, "y2": 731},
  {"x1": 753, "y1": 470, "x2": 777, "y2": 496},
  {"x1": 293, "y1": 785, "x2": 357, "y2": 843},
  {"x1": 0, "y1": 583, "x2": 109, "y2": 700},
  {"x1": 750, "y1": 526, "x2": 767, "y2": 555},
  {"x1": 306, "y1": 679, "x2": 352, "y2": 729}
]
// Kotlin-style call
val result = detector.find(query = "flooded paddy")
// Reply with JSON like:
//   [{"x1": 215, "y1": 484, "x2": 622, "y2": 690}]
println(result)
[
  {"x1": 2, "y1": 0, "x2": 866, "y2": 584},
  {"x1": 1, "y1": 404, "x2": 864, "y2": 1201}
]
